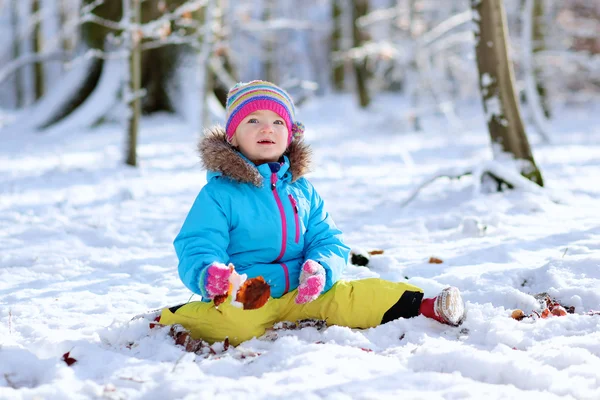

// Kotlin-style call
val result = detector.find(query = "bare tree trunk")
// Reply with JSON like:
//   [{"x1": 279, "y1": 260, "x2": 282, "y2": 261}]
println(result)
[
  {"x1": 210, "y1": 0, "x2": 234, "y2": 107},
  {"x1": 471, "y1": 0, "x2": 543, "y2": 187},
  {"x1": 531, "y1": 0, "x2": 550, "y2": 118},
  {"x1": 32, "y1": 0, "x2": 44, "y2": 100},
  {"x1": 352, "y1": 0, "x2": 370, "y2": 108},
  {"x1": 331, "y1": 0, "x2": 344, "y2": 91},
  {"x1": 125, "y1": 0, "x2": 141, "y2": 167},
  {"x1": 199, "y1": 0, "x2": 217, "y2": 129},
  {"x1": 263, "y1": 0, "x2": 275, "y2": 82},
  {"x1": 11, "y1": 0, "x2": 24, "y2": 107},
  {"x1": 521, "y1": 0, "x2": 551, "y2": 142},
  {"x1": 407, "y1": 0, "x2": 422, "y2": 131}
]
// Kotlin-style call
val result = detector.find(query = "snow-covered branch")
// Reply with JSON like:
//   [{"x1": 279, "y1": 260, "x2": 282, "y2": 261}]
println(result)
[
  {"x1": 140, "y1": 35, "x2": 201, "y2": 51},
  {"x1": 0, "y1": 51, "x2": 71, "y2": 84},
  {"x1": 400, "y1": 160, "x2": 548, "y2": 208},
  {"x1": 419, "y1": 10, "x2": 472, "y2": 47},
  {"x1": 355, "y1": 7, "x2": 399, "y2": 29},
  {"x1": 209, "y1": 55, "x2": 237, "y2": 89},
  {"x1": 81, "y1": 13, "x2": 124, "y2": 30},
  {"x1": 240, "y1": 19, "x2": 331, "y2": 33}
]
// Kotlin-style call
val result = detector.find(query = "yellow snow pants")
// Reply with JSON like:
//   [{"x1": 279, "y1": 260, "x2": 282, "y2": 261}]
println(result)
[{"x1": 159, "y1": 278, "x2": 424, "y2": 346}]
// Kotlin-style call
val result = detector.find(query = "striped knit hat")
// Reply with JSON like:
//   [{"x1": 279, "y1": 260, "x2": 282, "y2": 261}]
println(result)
[{"x1": 225, "y1": 80, "x2": 305, "y2": 145}]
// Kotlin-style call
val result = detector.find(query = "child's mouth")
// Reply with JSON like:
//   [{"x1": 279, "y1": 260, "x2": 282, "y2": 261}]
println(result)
[{"x1": 257, "y1": 140, "x2": 275, "y2": 145}]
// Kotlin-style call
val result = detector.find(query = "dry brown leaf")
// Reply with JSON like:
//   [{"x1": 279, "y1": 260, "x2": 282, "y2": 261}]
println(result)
[
  {"x1": 428, "y1": 257, "x2": 443, "y2": 264},
  {"x1": 236, "y1": 277, "x2": 270, "y2": 310},
  {"x1": 551, "y1": 306, "x2": 567, "y2": 316},
  {"x1": 511, "y1": 309, "x2": 525, "y2": 321},
  {"x1": 62, "y1": 351, "x2": 77, "y2": 366},
  {"x1": 368, "y1": 249, "x2": 385, "y2": 256}
]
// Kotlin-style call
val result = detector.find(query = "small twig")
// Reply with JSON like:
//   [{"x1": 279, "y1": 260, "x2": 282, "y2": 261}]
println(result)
[
  {"x1": 171, "y1": 353, "x2": 187, "y2": 373},
  {"x1": 118, "y1": 376, "x2": 146, "y2": 383},
  {"x1": 562, "y1": 248, "x2": 568, "y2": 258},
  {"x1": 3, "y1": 373, "x2": 17, "y2": 389},
  {"x1": 400, "y1": 171, "x2": 472, "y2": 208},
  {"x1": 140, "y1": 35, "x2": 201, "y2": 51},
  {"x1": 209, "y1": 55, "x2": 237, "y2": 88},
  {"x1": 81, "y1": 14, "x2": 124, "y2": 30}
]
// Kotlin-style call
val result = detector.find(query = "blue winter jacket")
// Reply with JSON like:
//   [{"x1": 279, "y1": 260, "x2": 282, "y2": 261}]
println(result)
[{"x1": 174, "y1": 127, "x2": 350, "y2": 301}]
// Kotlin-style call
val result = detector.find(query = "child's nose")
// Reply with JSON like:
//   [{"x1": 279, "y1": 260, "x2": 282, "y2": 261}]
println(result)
[{"x1": 260, "y1": 123, "x2": 274, "y2": 133}]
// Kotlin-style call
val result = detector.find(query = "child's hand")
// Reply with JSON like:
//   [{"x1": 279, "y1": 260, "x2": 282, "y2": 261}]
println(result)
[
  {"x1": 295, "y1": 260, "x2": 326, "y2": 304},
  {"x1": 205, "y1": 262, "x2": 232, "y2": 299}
]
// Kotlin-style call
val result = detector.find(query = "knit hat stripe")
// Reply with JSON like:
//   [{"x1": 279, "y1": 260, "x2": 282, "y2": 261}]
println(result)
[
  {"x1": 228, "y1": 89, "x2": 295, "y2": 117},
  {"x1": 228, "y1": 85, "x2": 295, "y2": 111},
  {"x1": 228, "y1": 94, "x2": 294, "y2": 122},
  {"x1": 225, "y1": 96, "x2": 292, "y2": 133}
]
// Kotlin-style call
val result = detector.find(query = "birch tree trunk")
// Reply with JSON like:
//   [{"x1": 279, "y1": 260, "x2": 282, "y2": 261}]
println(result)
[
  {"x1": 199, "y1": 0, "x2": 217, "y2": 129},
  {"x1": 407, "y1": 0, "x2": 422, "y2": 131},
  {"x1": 263, "y1": 0, "x2": 275, "y2": 82},
  {"x1": 124, "y1": 0, "x2": 141, "y2": 167},
  {"x1": 32, "y1": 0, "x2": 44, "y2": 99},
  {"x1": 11, "y1": 0, "x2": 24, "y2": 107},
  {"x1": 352, "y1": 0, "x2": 370, "y2": 108},
  {"x1": 471, "y1": 0, "x2": 543, "y2": 187},
  {"x1": 331, "y1": 0, "x2": 344, "y2": 91},
  {"x1": 521, "y1": 0, "x2": 551, "y2": 142},
  {"x1": 531, "y1": 0, "x2": 550, "y2": 118}
]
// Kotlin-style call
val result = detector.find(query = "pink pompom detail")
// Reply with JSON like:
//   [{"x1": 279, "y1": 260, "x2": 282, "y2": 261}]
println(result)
[{"x1": 291, "y1": 121, "x2": 305, "y2": 140}]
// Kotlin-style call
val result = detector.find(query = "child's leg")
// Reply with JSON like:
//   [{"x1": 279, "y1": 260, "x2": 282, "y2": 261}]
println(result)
[
  {"x1": 280, "y1": 278, "x2": 425, "y2": 329},
  {"x1": 159, "y1": 297, "x2": 282, "y2": 346},
  {"x1": 418, "y1": 286, "x2": 466, "y2": 326},
  {"x1": 158, "y1": 280, "x2": 464, "y2": 347}
]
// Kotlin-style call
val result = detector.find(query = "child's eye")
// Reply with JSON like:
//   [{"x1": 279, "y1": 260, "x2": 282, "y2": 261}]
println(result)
[
  {"x1": 247, "y1": 118, "x2": 259, "y2": 123},
  {"x1": 274, "y1": 120, "x2": 284, "y2": 125}
]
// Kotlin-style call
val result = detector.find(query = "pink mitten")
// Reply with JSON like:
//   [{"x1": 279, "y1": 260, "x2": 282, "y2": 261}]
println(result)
[
  {"x1": 295, "y1": 260, "x2": 326, "y2": 304},
  {"x1": 204, "y1": 262, "x2": 232, "y2": 299}
]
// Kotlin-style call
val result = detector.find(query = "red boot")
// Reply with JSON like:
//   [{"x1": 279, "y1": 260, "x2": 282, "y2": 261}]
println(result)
[{"x1": 419, "y1": 287, "x2": 466, "y2": 326}]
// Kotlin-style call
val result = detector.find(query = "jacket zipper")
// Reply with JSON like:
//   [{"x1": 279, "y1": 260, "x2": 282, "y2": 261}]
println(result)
[
  {"x1": 288, "y1": 194, "x2": 300, "y2": 243},
  {"x1": 271, "y1": 173, "x2": 289, "y2": 291}
]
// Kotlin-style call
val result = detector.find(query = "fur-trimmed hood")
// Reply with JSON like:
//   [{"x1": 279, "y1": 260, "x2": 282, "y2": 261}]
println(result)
[{"x1": 198, "y1": 126, "x2": 312, "y2": 187}]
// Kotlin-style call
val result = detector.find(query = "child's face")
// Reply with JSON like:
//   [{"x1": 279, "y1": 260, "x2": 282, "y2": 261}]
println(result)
[{"x1": 232, "y1": 110, "x2": 288, "y2": 165}]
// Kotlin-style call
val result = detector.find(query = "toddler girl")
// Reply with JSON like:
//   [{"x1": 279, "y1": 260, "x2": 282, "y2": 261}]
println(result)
[{"x1": 160, "y1": 80, "x2": 466, "y2": 345}]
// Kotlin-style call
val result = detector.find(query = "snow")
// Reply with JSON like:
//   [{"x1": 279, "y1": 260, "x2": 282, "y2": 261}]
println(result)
[{"x1": 2, "y1": 93, "x2": 600, "y2": 399}]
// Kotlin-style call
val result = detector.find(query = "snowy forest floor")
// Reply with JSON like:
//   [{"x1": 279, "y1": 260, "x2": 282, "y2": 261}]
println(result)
[{"x1": 1, "y1": 94, "x2": 600, "y2": 399}]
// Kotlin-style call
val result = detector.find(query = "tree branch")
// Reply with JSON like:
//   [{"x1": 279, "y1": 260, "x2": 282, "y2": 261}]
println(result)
[
  {"x1": 81, "y1": 14, "x2": 124, "y2": 30},
  {"x1": 0, "y1": 51, "x2": 72, "y2": 84}
]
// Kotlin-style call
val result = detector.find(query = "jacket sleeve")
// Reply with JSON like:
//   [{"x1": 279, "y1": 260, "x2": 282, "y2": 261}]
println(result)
[
  {"x1": 303, "y1": 183, "x2": 350, "y2": 293},
  {"x1": 174, "y1": 185, "x2": 230, "y2": 300}
]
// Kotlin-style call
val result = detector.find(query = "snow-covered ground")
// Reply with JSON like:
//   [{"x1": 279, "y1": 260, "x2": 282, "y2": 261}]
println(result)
[{"x1": 1, "y1": 95, "x2": 600, "y2": 399}]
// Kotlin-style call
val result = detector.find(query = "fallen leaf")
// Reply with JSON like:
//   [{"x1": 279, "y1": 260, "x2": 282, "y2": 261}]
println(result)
[
  {"x1": 236, "y1": 277, "x2": 270, "y2": 310},
  {"x1": 428, "y1": 257, "x2": 443, "y2": 264},
  {"x1": 62, "y1": 352, "x2": 77, "y2": 366},
  {"x1": 213, "y1": 293, "x2": 228, "y2": 307},
  {"x1": 551, "y1": 306, "x2": 567, "y2": 316},
  {"x1": 511, "y1": 309, "x2": 525, "y2": 321},
  {"x1": 368, "y1": 249, "x2": 385, "y2": 255}
]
